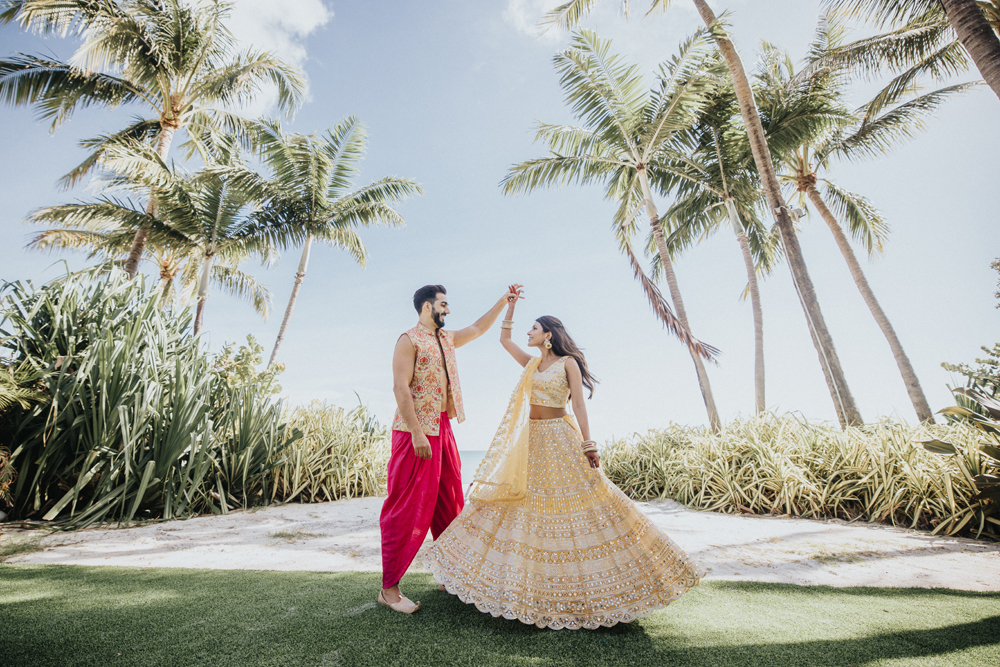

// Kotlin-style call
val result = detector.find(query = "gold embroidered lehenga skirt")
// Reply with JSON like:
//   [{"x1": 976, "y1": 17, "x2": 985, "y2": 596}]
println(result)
[{"x1": 425, "y1": 417, "x2": 704, "y2": 630}]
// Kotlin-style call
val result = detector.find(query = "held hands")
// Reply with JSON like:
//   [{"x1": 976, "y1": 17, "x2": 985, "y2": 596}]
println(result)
[
  {"x1": 413, "y1": 432, "x2": 433, "y2": 460},
  {"x1": 505, "y1": 284, "x2": 525, "y2": 305}
]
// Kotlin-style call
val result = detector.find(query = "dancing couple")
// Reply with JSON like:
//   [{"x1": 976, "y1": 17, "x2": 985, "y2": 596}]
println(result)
[{"x1": 378, "y1": 284, "x2": 702, "y2": 629}]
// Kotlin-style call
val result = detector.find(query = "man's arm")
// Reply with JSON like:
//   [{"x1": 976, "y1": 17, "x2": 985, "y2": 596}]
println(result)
[
  {"x1": 453, "y1": 287, "x2": 520, "y2": 348},
  {"x1": 392, "y1": 334, "x2": 432, "y2": 459}
]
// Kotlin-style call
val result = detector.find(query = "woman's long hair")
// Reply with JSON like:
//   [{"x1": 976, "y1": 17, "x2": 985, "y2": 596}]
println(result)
[{"x1": 536, "y1": 316, "x2": 598, "y2": 398}]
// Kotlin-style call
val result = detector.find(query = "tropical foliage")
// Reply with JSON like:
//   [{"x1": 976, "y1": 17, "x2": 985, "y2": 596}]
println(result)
[
  {"x1": 823, "y1": 0, "x2": 1000, "y2": 104},
  {"x1": 0, "y1": 0, "x2": 305, "y2": 276},
  {"x1": 225, "y1": 118, "x2": 423, "y2": 365},
  {"x1": 0, "y1": 268, "x2": 301, "y2": 527},
  {"x1": 603, "y1": 414, "x2": 999, "y2": 538},
  {"x1": 274, "y1": 403, "x2": 391, "y2": 502},
  {"x1": 503, "y1": 29, "x2": 725, "y2": 428}
]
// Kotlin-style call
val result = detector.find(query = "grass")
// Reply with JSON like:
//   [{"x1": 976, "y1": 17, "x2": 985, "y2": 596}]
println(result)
[{"x1": 1, "y1": 566, "x2": 997, "y2": 667}]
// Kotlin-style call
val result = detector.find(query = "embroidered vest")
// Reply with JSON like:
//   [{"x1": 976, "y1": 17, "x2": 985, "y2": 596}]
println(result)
[{"x1": 392, "y1": 324, "x2": 465, "y2": 436}]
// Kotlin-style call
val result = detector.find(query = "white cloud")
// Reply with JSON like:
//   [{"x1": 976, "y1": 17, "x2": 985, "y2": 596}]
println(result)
[
  {"x1": 502, "y1": 0, "x2": 567, "y2": 44},
  {"x1": 224, "y1": 0, "x2": 333, "y2": 114}
]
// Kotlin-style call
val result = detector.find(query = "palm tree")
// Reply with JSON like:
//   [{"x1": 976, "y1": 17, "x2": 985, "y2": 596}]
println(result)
[
  {"x1": 823, "y1": 0, "x2": 1000, "y2": 103},
  {"x1": 545, "y1": 0, "x2": 864, "y2": 427},
  {"x1": 756, "y1": 19, "x2": 976, "y2": 422},
  {"x1": 27, "y1": 228, "x2": 272, "y2": 317},
  {"x1": 0, "y1": 0, "x2": 305, "y2": 277},
  {"x1": 503, "y1": 30, "x2": 723, "y2": 429},
  {"x1": 649, "y1": 86, "x2": 781, "y2": 414},
  {"x1": 26, "y1": 137, "x2": 284, "y2": 335},
  {"x1": 221, "y1": 118, "x2": 423, "y2": 366}
]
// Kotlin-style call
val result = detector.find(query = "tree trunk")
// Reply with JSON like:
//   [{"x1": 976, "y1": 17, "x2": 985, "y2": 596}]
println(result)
[
  {"x1": 691, "y1": 0, "x2": 863, "y2": 427},
  {"x1": 726, "y1": 199, "x2": 765, "y2": 413},
  {"x1": 639, "y1": 168, "x2": 721, "y2": 432},
  {"x1": 193, "y1": 250, "x2": 214, "y2": 336},
  {"x1": 124, "y1": 123, "x2": 178, "y2": 279},
  {"x1": 941, "y1": 0, "x2": 1000, "y2": 102},
  {"x1": 805, "y1": 185, "x2": 934, "y2": 422},
  {"x1": 269, "y1": 235, "x2": 313, "y2": 366}
]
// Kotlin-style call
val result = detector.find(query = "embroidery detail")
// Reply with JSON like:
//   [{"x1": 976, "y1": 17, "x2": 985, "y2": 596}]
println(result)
[
  {"x1": 530, "y1": 356, "x2": 571, "y2": 408},
  {"x1": 392, "y1": 324, "x2": 465, "y2": 435}
]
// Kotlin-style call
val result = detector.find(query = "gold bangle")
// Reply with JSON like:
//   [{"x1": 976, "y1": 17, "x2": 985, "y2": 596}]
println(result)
[{"x1": 500, "y1": 320, "x2": 514, "y2": 330}]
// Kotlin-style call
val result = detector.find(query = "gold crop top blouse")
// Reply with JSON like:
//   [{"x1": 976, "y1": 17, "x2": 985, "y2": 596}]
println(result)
[{"x1": 530, "y1": 356, "x2": 571, "y2": 408}]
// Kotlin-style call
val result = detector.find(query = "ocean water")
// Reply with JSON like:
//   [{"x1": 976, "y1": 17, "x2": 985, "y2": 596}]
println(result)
[{"x1": 459, "y1": 450, "x2": 488, "y2": 484}]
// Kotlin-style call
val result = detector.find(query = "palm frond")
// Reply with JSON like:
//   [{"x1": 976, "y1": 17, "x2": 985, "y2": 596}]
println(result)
[
  {"x1": 209, "y1": 264, "x2": 272, "y2": 318},
  {"x1": 818, "y1": 180, "x2": 889, "y2": 255}
]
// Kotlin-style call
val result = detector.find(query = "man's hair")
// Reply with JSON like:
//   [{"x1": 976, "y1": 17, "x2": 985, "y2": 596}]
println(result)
[{"x1": 413, "y1": 284, "x2": 446, "y2": 314}]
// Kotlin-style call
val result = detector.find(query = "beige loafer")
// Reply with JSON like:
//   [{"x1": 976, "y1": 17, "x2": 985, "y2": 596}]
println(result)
[
  {"x1": 378, "y1": 589, "x2": 421, "y2": 614},
  {"x1": 437, "y1": 584, "x2": 447, "y2": 592}
]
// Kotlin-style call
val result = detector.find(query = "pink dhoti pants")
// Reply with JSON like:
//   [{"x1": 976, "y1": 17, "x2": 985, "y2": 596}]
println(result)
[{"x1": 380, "y1": 413, "x2": 464, "y2": 589}]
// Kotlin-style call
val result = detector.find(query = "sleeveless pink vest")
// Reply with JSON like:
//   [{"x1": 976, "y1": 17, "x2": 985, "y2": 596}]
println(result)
[{"x1": 392, "y1": 324, "x2": 465, "y2": 436}]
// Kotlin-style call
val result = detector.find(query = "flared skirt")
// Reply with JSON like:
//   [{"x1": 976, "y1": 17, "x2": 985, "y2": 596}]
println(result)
[{"x1": 425, "y1": 417, "x2": 704, "y2": 630}]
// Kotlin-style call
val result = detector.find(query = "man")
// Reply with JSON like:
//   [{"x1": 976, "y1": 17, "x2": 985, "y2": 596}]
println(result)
[{"x1": 378, "y1": 283, "x2": 519, "y2": 613}]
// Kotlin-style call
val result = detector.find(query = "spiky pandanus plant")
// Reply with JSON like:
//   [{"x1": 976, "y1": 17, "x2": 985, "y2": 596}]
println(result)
[
  {"x1": 0, "y1": 0, "x2": 305, "y2": 277},
  {"x1": 545, "y1": 0, "x2": 864, "y2": 427},
  {"x1": 213, "y1": 118, "x2": 422, "y2": 366},
  {"x1": 503, "y1": 30, "x2": 723, "y2": 428}
]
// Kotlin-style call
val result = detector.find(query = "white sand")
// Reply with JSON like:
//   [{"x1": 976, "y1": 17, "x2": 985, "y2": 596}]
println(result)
[{"x1": 4, "y1": 497, "x2": 998, "y2": 591}]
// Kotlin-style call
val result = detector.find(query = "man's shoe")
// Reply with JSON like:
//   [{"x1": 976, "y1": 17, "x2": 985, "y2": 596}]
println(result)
[{"x1": 378, "y1": 589, "x2": 421, "y2": 614}]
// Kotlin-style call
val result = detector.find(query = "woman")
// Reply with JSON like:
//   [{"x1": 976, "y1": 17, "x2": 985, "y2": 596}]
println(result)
[{"x1": 425, "y1": 286, "x2": 703, "y2": 629}]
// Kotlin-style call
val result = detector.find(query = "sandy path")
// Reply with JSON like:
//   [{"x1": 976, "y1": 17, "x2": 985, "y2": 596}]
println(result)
[{"x1": 4, "y1": 497, "x2": 998, "y2": 591}]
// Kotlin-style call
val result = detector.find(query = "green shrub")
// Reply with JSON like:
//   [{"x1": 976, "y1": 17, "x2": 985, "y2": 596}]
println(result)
[
  {"x1": 273, "y1": 402, "x2": 390, "y2": 502},
  {"x1": 0, "y1": 268, "x2": 300, "y2": 527},
  {"x1": 602, "y1": 414, "x2": 997, "y2": 538}
]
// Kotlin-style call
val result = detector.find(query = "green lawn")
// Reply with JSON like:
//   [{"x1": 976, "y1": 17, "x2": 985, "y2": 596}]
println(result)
[{"x1": 1, "y1": 565, "x2": 997, "y2": 666}]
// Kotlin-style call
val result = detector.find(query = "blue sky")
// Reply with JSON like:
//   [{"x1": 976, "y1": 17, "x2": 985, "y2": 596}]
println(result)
[{"x1": 1, "y1": 0, "x2": 998, "y2": 450}]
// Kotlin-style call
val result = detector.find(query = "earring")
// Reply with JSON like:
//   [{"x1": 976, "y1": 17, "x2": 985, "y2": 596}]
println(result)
[{"x1": 544, "y1": 339, "x2": 552, "y2": 350}]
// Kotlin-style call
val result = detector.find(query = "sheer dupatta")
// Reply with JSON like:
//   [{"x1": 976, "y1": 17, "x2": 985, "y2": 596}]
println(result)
[{"x1": 468, "y1": 357, "x2": 541, "y2": 503}]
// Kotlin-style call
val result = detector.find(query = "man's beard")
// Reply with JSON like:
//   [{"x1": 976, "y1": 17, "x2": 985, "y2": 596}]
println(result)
[{"x1": 433, "y1": 311, "x2": 446, "y2": 328}]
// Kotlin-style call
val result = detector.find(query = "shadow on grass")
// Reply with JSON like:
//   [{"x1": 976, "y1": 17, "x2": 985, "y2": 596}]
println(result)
[{"x1": 1, "y1": 566, "x2": 998, "y2": 667}]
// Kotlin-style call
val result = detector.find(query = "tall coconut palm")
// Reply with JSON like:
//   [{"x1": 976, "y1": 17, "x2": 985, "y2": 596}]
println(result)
[
  {"x1": 0, "y1": 0, "x2": 305, "y2": 277},
  {"x1": 647, "y1": 85, "x2": 781, "y2": 414},
  {"x1": 824, "y1": 0, "x2": 1000, "y2": 104},
  {"x1": 503, "y1": 30, "x2": 723, "y2": 429},
  {"x1": 756, "y1": 21, "x2": 977, "y2": 422},
  {"x1": 217, "y1": 118, "x2": 423, "y2": 366},
  {"x1": 26, "y1": 137, "x2": 284, "y2": 334},
  {"x1": 545, "y1": 0, "x2": 864, "y2": 427}
]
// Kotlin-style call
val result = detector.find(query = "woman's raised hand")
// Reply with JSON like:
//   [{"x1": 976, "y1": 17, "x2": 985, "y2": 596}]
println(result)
[{"x1": 506, "y1": 284, "x2": 525, "y2": 304}]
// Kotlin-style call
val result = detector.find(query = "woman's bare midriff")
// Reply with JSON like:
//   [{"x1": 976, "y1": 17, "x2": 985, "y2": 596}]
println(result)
[{"x1": 530, "y1": 405, "x2": 567, "y2": 420}]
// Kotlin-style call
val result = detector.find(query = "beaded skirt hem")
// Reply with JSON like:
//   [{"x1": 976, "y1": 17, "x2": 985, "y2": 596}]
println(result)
[{"x1": 425, "y1": 418, "x2": 704, "y2": 630}]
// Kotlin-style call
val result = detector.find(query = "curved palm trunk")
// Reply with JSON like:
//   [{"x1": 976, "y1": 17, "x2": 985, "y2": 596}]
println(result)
[
  {"x1": 691, "y1": 0, "x2": 862, "y2": 427},
  {"x1": 805, "y1": 185, "x2": 934, "y2": 422},
  {"x1": 941, "y1": 0, "x2": 1000, "y2": 102},
  {"x1": 726, "y1": 199, "x2": 765, "y2": 413},
  {"x1": 124, "y1": 122, "x2": 178, "y2": 279},
  {"x1": 639, "y1": 169, "x2": 721, "y2": 432},
  {"x1": 269, "y1": 235, "x2": 313, "y2": 366}
]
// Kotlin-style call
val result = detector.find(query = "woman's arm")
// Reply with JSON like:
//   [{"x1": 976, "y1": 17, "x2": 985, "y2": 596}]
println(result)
[
  {"x1": 500, "y1": 284, "x2": 532, "y2": 367},
  {"x1": 566, "y1": 357, "x2": 599, "y2": 469}
]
